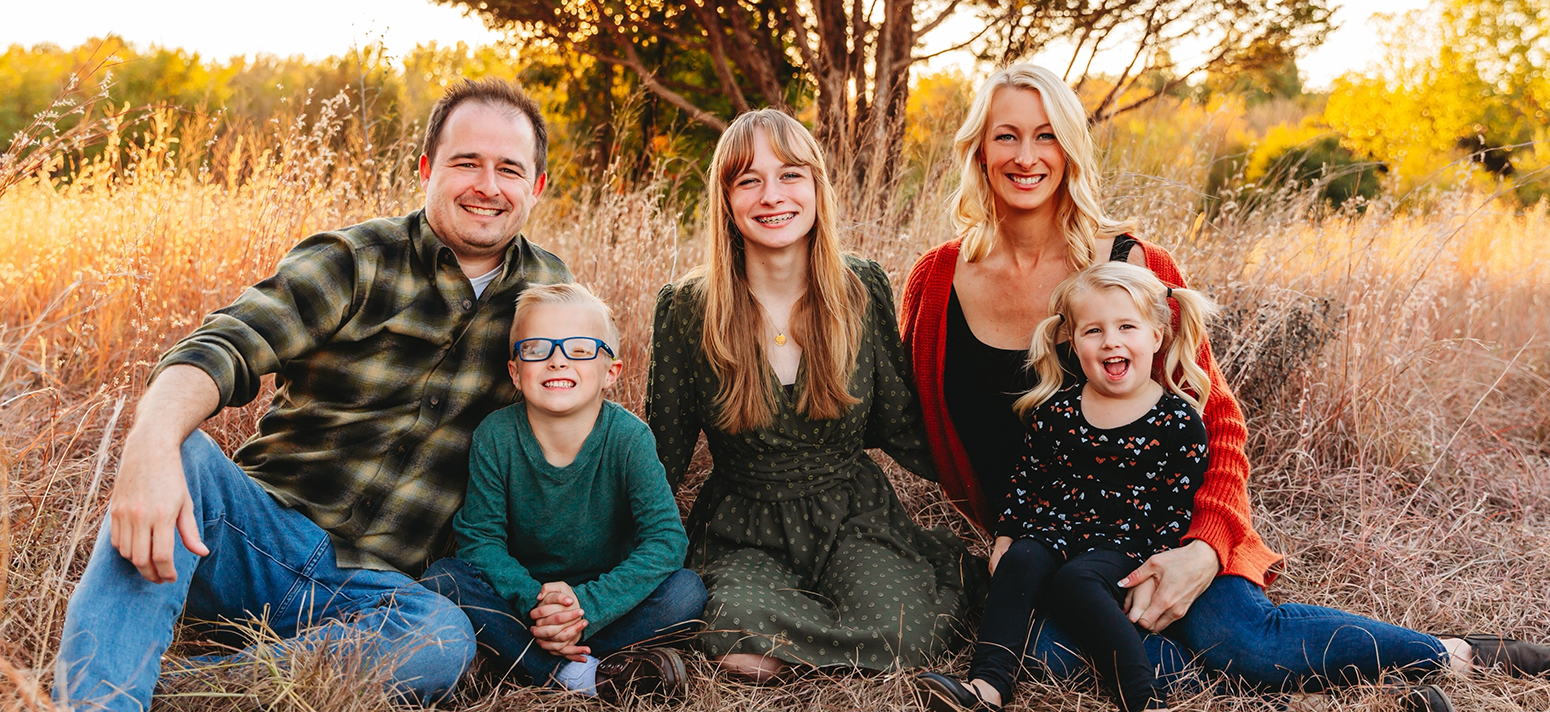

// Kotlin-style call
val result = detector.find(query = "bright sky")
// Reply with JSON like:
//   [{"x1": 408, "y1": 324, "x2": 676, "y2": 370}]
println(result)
[{"x1": 3, "y1": 0, "x2": 1428, "y2": 91}]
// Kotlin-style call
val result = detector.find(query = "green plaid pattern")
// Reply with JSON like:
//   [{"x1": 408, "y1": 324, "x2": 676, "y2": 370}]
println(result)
[{"x1": 154, "y1": 210, "x2": 571, "y2": 575}]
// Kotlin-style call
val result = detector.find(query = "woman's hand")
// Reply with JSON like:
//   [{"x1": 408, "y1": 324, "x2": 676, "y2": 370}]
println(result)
[
  {"x1": 1119, "y1": 539, "x2": 1220, "y2": 633},
  {"x1": 988, "y1": 536, "x2": 1013, "y2": 575}
]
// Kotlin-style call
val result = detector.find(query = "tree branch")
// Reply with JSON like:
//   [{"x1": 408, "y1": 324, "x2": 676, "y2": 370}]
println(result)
[
  {"x1": 1099, "y1": 44, "x2": 1233, "y2": 121},
  {"x1": 595, "y1": 9, "x2": 730, "y2": 131},
  {"x1": 1090, "y1": 5, "x2": 1159, "y2": 119},
  {"x1": 1062, "y1": 23, "x2": 1092, "y2": 80},
  {"x1": 776, "y1": 0, "x2": 820, "y2": 74},
  {"x1": 687, "y1": 0, "x2": 751, "y2": 113},
  {"x1": 913, "y1": 0, "x2": 962, "y2": 42},
  {"x1": 909, "y1": 16, "x2": 998, "y2": 65},
  {"x1": 720, "y1": 0, "x2": 787, "y2": 106}
]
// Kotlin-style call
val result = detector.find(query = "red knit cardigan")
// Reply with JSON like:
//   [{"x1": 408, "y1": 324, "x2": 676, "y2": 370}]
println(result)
[{"x1": 899, "y1": 238, "x2": 1283, "y2": 587}]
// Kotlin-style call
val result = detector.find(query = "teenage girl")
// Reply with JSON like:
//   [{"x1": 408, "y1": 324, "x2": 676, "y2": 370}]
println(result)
[{"x1": 918, "y1": 260, "x2": 1217, "y2": 712}]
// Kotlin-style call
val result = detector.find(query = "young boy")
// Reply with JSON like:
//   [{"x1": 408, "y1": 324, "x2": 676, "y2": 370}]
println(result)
[{"x1": 422, "y1": 283, "x2": 704, "y2": 700}]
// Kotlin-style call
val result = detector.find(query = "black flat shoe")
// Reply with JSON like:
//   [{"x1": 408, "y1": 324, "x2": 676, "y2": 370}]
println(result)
[
  {"x1": 913, "y1": 672, "x2": 1001, "y2": 712},
  {"x1": 1464, "y1": 635, "x2": 1550, "y2": 677}
]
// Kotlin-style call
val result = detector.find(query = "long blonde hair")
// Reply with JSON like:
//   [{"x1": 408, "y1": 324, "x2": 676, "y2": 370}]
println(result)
[
  {"x1": 949, "y1": 64, "x2": 1136, "y2": 266},
  {"x1": 1014, "y1": 262, "x2": 1219, "y2": 414},
  {"x1": 685, "y1": 108, "x2": 866, "y2": 433}
]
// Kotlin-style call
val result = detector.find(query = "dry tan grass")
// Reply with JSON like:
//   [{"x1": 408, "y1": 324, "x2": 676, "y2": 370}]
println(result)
[{"x1": 2, "y1": 100, "x2": 1548, "y2": 712}]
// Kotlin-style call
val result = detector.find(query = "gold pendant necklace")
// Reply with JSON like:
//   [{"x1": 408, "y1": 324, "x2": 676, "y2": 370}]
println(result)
[{"x1": 754, "y1": 298, "x2": 789, "y2": 347}]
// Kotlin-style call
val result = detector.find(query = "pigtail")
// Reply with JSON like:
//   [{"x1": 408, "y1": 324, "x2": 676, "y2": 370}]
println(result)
[
  {"x1": 1160, "y1": 286, "x2": 1220, "y2": 411},
  {"x1": 1012, "y1": 313, "x2": 1070, "y2": 416}
]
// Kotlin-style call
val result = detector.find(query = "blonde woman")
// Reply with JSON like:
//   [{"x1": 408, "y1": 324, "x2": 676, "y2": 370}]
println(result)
[
  {"x1": 902, "y1": 64, "x2": 1547, "y2": 711},
  {"x1": 648, "y1": 109, "x2": 973, "y2": 679}
]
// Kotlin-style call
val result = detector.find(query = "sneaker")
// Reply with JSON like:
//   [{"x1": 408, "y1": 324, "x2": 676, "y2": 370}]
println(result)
[{"x1": 594, "y1": 648, "x2": 687, "y2": 703}]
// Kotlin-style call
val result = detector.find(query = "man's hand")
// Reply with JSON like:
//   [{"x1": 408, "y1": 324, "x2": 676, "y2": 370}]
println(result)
[
  {"x1": 988, "y1": 536, "x2": 1013, "y2": 576},
  {"x1": 109, "y1": 365, "x2": 218, "y2": 583},
  {"x1": 530, "y1": 581, "x2": 590, "y2": 662},
  {"x1": 1119, "y1": 539, "x2": 1220, "y2": 633}
]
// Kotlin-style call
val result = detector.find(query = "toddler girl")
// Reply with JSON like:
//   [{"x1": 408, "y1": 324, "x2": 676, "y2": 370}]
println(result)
[{"x1": 918, "y1": 260, "x2": 1218, "y2": 712}]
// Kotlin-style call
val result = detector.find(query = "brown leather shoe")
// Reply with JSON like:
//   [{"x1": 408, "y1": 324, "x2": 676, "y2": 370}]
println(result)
[
  {"x1": 1465, "y1": 635, "x2": 1550, "y2": 677},
  {"x1": 594, "y1": 648, "x2": 687, "y2": 703},
  {"x1": 1387, "y1": 683, "x2": 1457, "y2": 712}
]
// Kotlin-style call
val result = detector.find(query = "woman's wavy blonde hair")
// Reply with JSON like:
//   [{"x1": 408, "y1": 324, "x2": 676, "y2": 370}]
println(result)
[
  {"x1": 950, "y1": 64, "x2": 1135, "y2": 265},
  {"x1": 1014, "y1": 261, "x2": 1219, "y2": 414},
  {"x1": 684, "y1": 108, "x2": 866, "y2": 433}
]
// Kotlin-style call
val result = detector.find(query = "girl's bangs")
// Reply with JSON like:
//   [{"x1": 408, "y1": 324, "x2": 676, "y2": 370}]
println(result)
[
  {"x1": 717, "y1": 113, "x2": 822, "y2": 186},
  {"x1": 714, "y1": 124, "x2": 758, "y2": 185},
  {"x1": 765, "y1": 124, "x2": 822, "y2": 175}
]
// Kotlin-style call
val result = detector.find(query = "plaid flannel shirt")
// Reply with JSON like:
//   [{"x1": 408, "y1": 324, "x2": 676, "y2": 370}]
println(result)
[{"x1": 154, "y1": 210, "x2": 571, "y2": 575}]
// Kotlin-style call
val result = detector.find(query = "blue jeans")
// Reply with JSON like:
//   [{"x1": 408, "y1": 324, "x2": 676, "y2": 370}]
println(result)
[
  {"x1": 1020, "y1": 574, "x2": 1448, "y2": 692},
  {"x1": 53, "y1": 431, "x2": 476, "y2": 712},
  {"x1": 421, "y1": 558, "x2": 706, "y2": 684}
]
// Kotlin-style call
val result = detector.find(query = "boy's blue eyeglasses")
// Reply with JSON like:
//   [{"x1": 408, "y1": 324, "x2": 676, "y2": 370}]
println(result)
[{"x1": 513, "y1": 336, "x2": 616, "y2": 362}]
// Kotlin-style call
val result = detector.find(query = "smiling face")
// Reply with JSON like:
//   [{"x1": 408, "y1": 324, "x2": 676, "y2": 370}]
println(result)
[
  {"x1": 508, "y1": 303, "x2": 622, "y2": 420},
  {"x1": 1070, "y1": 286, "x2": 1164, "y2": 401},
  {"x1": 980, "y1": 87, "x2": 1068, "y2": 219},
  {"x1": 727, "y1": 129, "x2": 818, "y2": 256},
  {"x1": 419, "y1": 102, "x2": 546, "y2": 266}
]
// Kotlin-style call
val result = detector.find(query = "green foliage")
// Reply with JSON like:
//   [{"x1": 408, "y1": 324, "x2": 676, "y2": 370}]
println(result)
[
  {"x1": 3, "y1": 37, "x2": 399, "y2": 149},
  {"x1": 0, "y1": 36, "x2": 731, "y2": 201},
  {"x1": 1203, "y1": 50, "x2": 1305, "y2": 106},
  {"x1": 1246, "y1": 123, "x2": 1386, "y2": 207}
]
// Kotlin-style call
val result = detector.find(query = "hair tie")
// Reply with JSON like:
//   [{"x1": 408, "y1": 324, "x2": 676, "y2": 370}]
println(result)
[
  {"x1": 1166, "y1": 287, "x2": 1174, "y2": 299},
  {"x1": 1056, "y1": 313, "x2": 1065, "y2": 324}
]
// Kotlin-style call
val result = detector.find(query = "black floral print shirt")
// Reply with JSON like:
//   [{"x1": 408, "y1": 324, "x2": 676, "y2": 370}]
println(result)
[{"x1": 997, "y1": 383, "x2": 1209, "y2": 562}]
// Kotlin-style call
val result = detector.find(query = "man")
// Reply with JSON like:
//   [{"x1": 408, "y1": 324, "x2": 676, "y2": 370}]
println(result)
[{"x1": 54, "y1": 79, "x2": 567, "y2": 711}]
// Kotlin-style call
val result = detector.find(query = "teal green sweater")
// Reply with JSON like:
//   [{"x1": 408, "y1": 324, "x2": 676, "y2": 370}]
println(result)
[{"x1": 452, "y1": 400, "x2": 688, "y2": 636}]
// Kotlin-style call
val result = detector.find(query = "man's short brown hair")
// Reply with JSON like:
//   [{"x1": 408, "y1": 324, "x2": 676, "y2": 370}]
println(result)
[{"x1": 422, "y1": 78, "x2": 548, "y2": 177}]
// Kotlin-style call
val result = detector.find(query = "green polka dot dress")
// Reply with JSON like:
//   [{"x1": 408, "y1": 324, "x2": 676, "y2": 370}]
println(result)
[{"x1": 647, "y1": 256, "x2": 974, "y2": 670}]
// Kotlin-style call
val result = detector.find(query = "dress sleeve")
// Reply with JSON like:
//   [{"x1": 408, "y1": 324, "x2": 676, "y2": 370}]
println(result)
[
  {"x1": 858, "y1": 259, "x2": 938, "y2": 481},
  {"x1": 452, "y1": 417, "x2": 544, "y2": 608},
  {"x1": 151, "y1": 233, "x2": 357, "y2": 410},
  {"x1": 898, "y1": 248, "x2": 933, "y2": 352},
  {"x1": 645, "y1": 283, "x2": 705, "y2": 492}
]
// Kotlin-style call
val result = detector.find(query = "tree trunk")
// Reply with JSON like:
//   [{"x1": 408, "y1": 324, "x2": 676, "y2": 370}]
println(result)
[{"x1": 810, "y1": 0, "x2": 853, "y2": 169}]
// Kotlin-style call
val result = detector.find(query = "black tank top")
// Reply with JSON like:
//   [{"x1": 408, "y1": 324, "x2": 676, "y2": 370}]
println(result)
[{"x1": 942, "y1": 234, "x2": 1137, "y2": 515}]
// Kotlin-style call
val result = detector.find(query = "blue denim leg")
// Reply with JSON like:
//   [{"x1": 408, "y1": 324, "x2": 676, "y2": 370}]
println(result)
[
  {"x1": 422, "y1": 557, "x2": 560, "y2": 684},
  {"x1": 584, "y1": 568, "x2": 707, "y2": 651},
  {"x1": 1174, "y1": 575, "x2": 1448, "y2": 692},
  {"x1": 422, "y1": 560, "x2": 705, "y2": 686},
  {"x1": 54, "y1": 431, "x2": 475, "y2": 712}
]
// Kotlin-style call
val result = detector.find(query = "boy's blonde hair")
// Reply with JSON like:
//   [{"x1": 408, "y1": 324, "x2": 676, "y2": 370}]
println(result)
[
  {"x1": 949, "y1": 64, "x2": 1136, "y2": 266},
  {"x1": 1014, "y1": 261, "x2": 1219, "y2": 414},
  {"x1": 510, "y1": 283, "x2": 620, "y2": 356}
]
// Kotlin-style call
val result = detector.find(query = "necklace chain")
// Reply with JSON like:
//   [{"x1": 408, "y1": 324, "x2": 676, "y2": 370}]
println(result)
[{"x1": 753, "y1": 298, "x2": 789, "y2": 347}]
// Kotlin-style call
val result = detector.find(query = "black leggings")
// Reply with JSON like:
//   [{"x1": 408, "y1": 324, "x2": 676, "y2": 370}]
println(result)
[{"x1": 972, "y1": 539, "x2": 1164, "y2": 711}]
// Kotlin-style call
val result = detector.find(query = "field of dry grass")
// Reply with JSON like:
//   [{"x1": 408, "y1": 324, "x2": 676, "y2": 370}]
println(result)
[{"x1": 2, "y1": 99, "x2": 1549, "y2": 712}]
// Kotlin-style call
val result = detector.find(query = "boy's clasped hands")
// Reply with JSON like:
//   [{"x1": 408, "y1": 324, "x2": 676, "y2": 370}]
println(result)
[{"x1": 531, "y1": 581, "x2": 591, "y2": 662}]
